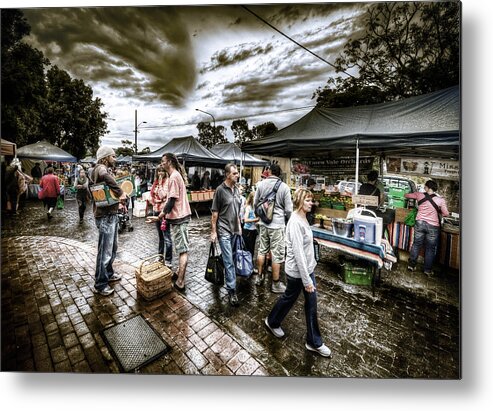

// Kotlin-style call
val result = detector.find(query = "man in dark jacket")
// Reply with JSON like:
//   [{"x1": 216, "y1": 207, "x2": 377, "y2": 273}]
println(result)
[{"x1": 93, "y1": 146, "x2": 125, "y2": 296}]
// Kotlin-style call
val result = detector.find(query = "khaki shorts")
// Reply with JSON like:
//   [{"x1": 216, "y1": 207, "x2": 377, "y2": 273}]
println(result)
[
  {"x1": 258, "y1": 225, "x2": 285, "y2": 264},
  {"x1": 171, "y1": 222, "x2": 189, "y2": 254}
]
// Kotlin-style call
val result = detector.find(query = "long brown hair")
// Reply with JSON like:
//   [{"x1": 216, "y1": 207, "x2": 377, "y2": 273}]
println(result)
[{"x1": 162, "y1": 153, "x2": 188, "y2": 185}]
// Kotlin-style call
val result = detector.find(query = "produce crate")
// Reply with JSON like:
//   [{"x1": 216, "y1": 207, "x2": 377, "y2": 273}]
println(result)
[
  {"x1": 342, "y1": 261, "x2": 373, "y2": 286},
  {"x1": 390, "y1": 197, "x2": 408, "y2": 208},
  {"x1": 388, "y1": 186, "x2": 410, "y2": 198}
]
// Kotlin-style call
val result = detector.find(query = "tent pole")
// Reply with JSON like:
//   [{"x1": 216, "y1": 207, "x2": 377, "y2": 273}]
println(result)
[{"x1": 355, "y1": 137, "x2": 360, "y2": 195}]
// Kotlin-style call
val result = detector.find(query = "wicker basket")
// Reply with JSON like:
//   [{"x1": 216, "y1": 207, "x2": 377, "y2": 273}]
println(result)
[{"x1": 135, "y1": 255, "x2": 173, "y2": 300}]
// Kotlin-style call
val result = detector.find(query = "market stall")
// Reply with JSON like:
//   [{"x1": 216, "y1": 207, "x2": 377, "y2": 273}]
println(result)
[
  {"x1": 243, "y1": 86, "x2": 460, "y2": 272},
  {"x1": 133, "y1": 136, "x2": 228, "y2": 216},
  {"x1": 16, "y1": 140, "x2": 78, "y2": 199}
]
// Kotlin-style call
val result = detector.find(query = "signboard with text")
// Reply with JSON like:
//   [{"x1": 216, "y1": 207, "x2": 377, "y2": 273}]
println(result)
[
  {"x1": 292, "y1": 156, "x2": 375, "y2": 176},
  {"x1": 386, "y1": 157, "x2": 459, "y2": 180}
]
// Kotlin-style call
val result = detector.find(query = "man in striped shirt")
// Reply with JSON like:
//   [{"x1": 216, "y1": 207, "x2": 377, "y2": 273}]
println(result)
[{"x1": 405, "y1": 180, "x2": 450, "y2": 276}]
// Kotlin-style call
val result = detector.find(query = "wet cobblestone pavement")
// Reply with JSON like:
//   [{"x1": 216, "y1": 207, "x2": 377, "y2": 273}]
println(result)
[{"x1": 1, "y1": 198, "x2": 460, "y2": 377}]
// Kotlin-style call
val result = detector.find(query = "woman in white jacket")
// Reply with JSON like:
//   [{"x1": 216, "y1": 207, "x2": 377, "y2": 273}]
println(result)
[{"x1": 264, "y1": 188, "x2": 331, "y2": 357}]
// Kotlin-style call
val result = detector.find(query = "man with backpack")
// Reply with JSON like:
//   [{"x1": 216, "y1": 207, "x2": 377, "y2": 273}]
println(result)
[
  {"x1": 405, "y1": 180, "x2": 449, "y2": 277},
  {"x1": 253, "y1": 164, "x2": 293, "y2": 293}
]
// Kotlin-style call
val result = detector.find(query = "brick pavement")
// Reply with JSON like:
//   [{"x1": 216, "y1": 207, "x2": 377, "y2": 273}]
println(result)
[{"x1": 1, "y1": 198, "x2": 460, "y2": 377}]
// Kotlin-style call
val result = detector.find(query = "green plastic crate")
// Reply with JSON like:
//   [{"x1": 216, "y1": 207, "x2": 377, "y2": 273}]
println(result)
[
  {"x1": 332, "y1": 203, "x2": 345, "y2": 210},
  {"x1": 343, "y1": 262, "x2": 373, "y2": 286},
  {"x1": 390, "y1": 197, "x2": 408, "y2": 208},
  {"x1": 388, "y1": 186, "x2": 410, "y2": 198}
]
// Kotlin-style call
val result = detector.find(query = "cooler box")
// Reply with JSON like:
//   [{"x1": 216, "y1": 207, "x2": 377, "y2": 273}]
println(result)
[
  {"x1": 353, "y1": 208, "x2": 383, "y2": 245},
  {"x1": 133, "y1": 200, "x2": 147, "y2": 217}
]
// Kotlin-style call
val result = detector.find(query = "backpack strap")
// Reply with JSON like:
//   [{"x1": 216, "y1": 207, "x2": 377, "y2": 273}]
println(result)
[
  {"x1": 418, "y1": 193, "x2": 441, "y2": 217},
  {"x1": 272, "y1": 179, "x2": 282, "y2": 193}
]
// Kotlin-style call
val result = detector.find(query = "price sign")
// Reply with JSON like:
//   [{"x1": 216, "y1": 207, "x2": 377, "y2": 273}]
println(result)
[{"x1": 352, "y1": 194, "x2": 378, "y2": 207}]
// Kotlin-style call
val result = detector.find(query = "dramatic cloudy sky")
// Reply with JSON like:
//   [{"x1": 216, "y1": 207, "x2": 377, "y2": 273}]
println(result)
[{"x1": 17, "y1": 1, "x2": 369, "y2": 151}]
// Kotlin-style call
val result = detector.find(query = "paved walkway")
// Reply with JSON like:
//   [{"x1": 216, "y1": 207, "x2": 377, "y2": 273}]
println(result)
[{"x1": 1, "y1": 198, "x2": 460, "y2": 377}]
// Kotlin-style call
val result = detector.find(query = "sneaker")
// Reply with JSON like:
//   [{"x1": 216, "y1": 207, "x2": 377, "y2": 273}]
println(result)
[
  {"x1": 305, "y1": 342, "x2": 332, "y2": 357},
  {"x1": 165, "y1": 260, "x2": 173, "y2": 268},
  {"x1": 228, "y1": 292, "x2": 239, "y2": 307},
  {"x1": 407, "y1": 265, "x2": 416, "y2": 272},
  {"x1": 271, "y1": 281, "x2": 286, "y2": 294},
  {"x1": 264, "y1": 317, "x2": 285, "y2": 338},
  {"x1": 424, "y1": 270, "x2": 435, "y2": 277},
  {"x1": 108, "y1": 274, "x2": 122, "y2": 282},
  {"x1": 254, "y1": 273, "x2": 265, "y2": 285},
  {"x1": 95, "y1": 286, "x2": 114, "y2": 296}
]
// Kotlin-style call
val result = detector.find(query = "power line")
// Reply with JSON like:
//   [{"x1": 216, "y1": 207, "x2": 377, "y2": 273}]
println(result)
[
  {"x1": 241, "y1": 5, "x2": 355, "y2": 79},
  {"x1": 138, "y1": 105, "x2": 315, "y2": 130}
]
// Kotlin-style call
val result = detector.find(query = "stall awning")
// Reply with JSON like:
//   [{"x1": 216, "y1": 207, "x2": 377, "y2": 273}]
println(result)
[
  {"x1": 16, "y1": 140, "x2": 77, "y2": 162},
  {"x1": 242, "y1": 86, "x2": 460, "y2": 159},
  {"x1": 1, "y1": 138, "x2": 16, "y2": 156},
  {"x1": 210, "y1": 143, "x2": 268, "y2": 166},
  {"x1": 133, "y1": 136, "x2": 227, "y2": 167}
]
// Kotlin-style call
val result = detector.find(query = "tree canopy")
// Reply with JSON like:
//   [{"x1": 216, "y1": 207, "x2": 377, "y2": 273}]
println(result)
[
  {"x1": 196, "y1": 121, "x2": 228, "y2": 149},
  {"x1": 1, "y1": 9, "x2": 109, "y2": 159},
  {"x1": 313, "y1": 2, "x2": 460, "y2": 108}
]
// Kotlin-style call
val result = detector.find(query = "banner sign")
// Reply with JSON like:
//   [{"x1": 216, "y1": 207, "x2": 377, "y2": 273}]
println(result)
[
  {"x1": 292, "y1": 156, "x2": 374, "y2": 175},
  {"x1": 386, "y1": 157, "x2": 459, "y2": 180}
]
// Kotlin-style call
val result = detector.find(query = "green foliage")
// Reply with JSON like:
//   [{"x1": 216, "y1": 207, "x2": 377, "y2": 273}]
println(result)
[
  {"x1": 231, "y1": 119, "x2": 253, "y2": 145},
  {"x1": 196, "y1": 121, "x2": 228, "y2": 149},
  {"x1": 313, "y1": 2, "x2": 460, "y2": 108},
  {"x1": 251, "y1": 122, "x2": 278, "y2": 140},
  {"x1": 1, "y1": 9, "x2": 109, "y2": 159},
  {"x1": 115, "y1": 139, "x2": 135, "y2": 157}
]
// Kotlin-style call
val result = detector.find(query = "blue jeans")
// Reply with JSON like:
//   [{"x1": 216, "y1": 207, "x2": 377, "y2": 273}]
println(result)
[
  {"x1": 409, "y1": 220, "x2": 440, "y2": 272},
  {"x1": 153, "y1": 211, "x2": 172, "y2": 263},
  {"x1": 218, "y1": 233, "x2": 236, "y2": 294},
  {"x1": 268, "y1": 273, "x2": 322, "y2": 348},
  {"x1": 95, "y1": 214, "x2": 119, "y2": 291}
]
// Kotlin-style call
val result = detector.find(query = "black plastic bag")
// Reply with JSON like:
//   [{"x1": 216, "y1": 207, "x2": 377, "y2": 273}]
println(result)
[{"x1": 205, "y1": 242, "x2": 225, "y2": 286}]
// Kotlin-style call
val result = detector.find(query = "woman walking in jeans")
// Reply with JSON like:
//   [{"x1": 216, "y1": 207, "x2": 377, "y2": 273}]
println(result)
[{"x1": 264, "y1": 188, "x2": 331, "y2": 357}]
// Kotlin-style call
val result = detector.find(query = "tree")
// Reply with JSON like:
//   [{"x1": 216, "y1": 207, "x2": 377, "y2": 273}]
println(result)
[
  {"x1": 251, "y1": 122, "x2": 278, "y2": 140},
  {"x1": 1, "y1": 9, "x2": 48, "y2": 147},
  {"x1": 196, "y1": 121, "x2": 228, "y2": 148},
  {"x1": 115, "y1": 139, "x2": 135, "y2": 157},
  {"x1": 313, "y1": 2, "x2": 460, "y2": 107},
  {"x1": 231, "y1": 119, "x2": 253, "y2": 145},
  {"x1": 1, "y1": 9, "x2": 110, "y2": 158},
  {"x1": 40, "y1": 65, "x2": 108, "y2": 159}
]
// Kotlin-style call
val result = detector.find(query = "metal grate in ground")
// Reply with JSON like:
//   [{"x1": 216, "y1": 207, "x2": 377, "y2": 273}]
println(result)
[{"x1": 102, "y1": 314, "x2": 171, "y2": 372}]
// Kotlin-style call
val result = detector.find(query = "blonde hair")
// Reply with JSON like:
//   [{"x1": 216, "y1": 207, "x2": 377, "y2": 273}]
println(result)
[
  {"x1": 292, "y1": 188, "x2": 313, "y2": 211},
  {"x1": 246, "y1": 191, "x2": 255, "y2": 207}
]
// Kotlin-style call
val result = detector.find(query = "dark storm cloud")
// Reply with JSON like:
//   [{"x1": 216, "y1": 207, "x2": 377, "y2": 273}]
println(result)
[
  {"x1": 24, "y1": 6, "x2": 197, "y2": 106},
  {"x1": 201, "y1": 43, "x2": 274, "y2": 73}
]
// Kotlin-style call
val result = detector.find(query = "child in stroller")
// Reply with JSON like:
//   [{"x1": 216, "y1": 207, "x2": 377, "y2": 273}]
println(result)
[{"x1": 117, "y1": 196, "x2": 133, "y2": 234}]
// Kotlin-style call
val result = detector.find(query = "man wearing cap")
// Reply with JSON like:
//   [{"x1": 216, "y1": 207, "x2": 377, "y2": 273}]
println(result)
[{"x1": 92, "y1": 146, "x2": 125, "y2": 296}]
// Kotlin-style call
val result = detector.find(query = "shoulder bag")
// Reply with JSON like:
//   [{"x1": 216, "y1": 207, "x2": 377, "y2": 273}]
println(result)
[{"x1": 204, "y1": 242, "x2": 225, "y2": 286}]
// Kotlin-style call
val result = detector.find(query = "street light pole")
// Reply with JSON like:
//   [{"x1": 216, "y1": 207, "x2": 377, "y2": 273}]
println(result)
[
  {"x1": 195, "y1": 108, "x2": 216, "y2": 129},
  {"x1": 133, "y1": 109, "x2": 147, "y2": 154}
]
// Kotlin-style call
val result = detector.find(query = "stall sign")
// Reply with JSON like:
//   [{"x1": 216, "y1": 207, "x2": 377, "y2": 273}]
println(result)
[
  {"x1": 292, "y1": 157, "x2": 374, "y2": 175},
  {"x1": 352, "y1": 194, "x2": 379, "y2": 207},
  {"x1": 387, "y1": 157, "x2": 459, "y2": 180}
]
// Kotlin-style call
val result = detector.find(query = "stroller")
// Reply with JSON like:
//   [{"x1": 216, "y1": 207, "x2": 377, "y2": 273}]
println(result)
[{"x1": 117, "y1": 197, "x2": 134, "y2": 234}]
